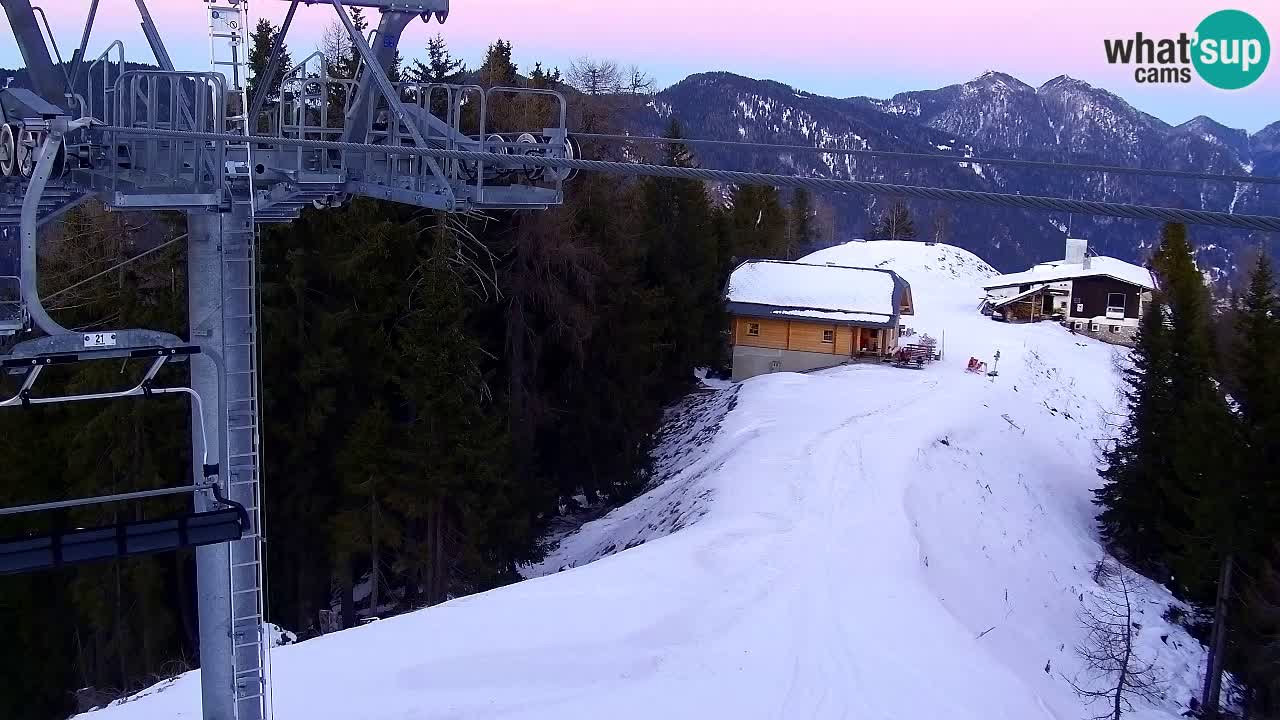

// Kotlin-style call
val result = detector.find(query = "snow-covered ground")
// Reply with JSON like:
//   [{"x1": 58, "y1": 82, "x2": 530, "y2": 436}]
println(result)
[{"x1": 83, "y1": 241, "x2": 1207, "y2": 720}]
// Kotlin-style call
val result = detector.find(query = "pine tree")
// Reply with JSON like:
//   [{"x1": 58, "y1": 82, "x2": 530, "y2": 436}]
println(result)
[
  {"x1": 528, "y1": 62, "x2": 562, "y2": 89},
  {"x1": 1231, "y1": 254, "x2": 1279, "y2": 573},
  {"x1": 1241, "y1": 544, "x2": 1280, "y2": 716},
  {"x1": 787, "y1": 188, "x2": 814, "y2": 259},
  {"x1": 1095, "y1": 223, "x2": 1238, "y2": 600},
  {"x1": 725, "y1": 184, "x2": 787, "y2": 260},
  {"x1": 395, "y1": 218, "x2": 525, "y2": 602},
  {"x1": 637, "y1": 119, "x2": 723, "y2": 391},
  {"x1": 871, "y1": 200, "x2": 916, "y2": 241},
  {"x1": 410, "y1": 33, "x2": 465, "y2": 84},
  {"x1": 1140, "y1": 224, "x2": 1239, "y2": 715},
  {"x1": 333, "y1": 401, "x2": 403, "y2": 621},
  {"x1": 387, "y1": 50, "x2": 404, "y2": 82},
  {"x1": 1095, "y1": 298, "x2": 1176, "y2": 572},
  {"x1": 344, "y1": 8, "x2": 369, "y2": 78},
  {"x1": 247, "y1": 18, "x2": 291, "y2": 111},
  {"x1": 1147, "y1": 224, "x2": 1235, "y2": 594},
  {"x1": 478, "y1": 39, "x2": 517, "y2": 87},
  {"x1": 478, "y1": 39, "x2": 520, "y2": 130},
  {"x1": 1218, "y1": 254, "x2": 1280, "y2": 715}
]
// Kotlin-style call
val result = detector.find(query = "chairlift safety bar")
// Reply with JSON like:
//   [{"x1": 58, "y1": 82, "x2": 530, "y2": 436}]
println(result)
[{"x1": 0, "y1": 480, "x2": 220, "y2": 517}]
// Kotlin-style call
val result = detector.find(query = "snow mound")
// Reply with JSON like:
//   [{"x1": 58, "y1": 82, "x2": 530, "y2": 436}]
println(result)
[
  {"x1": 801, "y1": 239, "x2": 998, "y2": 291},
  {"x1": 81, "y1": 243, "x2": 1208, "y2": 720}
]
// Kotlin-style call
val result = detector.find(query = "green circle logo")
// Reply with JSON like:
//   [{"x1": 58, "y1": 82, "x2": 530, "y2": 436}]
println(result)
[{"x1": 1193, "y1": 10, "x2": 1270, "y2": 89}]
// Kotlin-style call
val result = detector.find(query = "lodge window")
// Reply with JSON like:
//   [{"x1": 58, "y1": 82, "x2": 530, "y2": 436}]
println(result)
[
  {"x1": 1110, "y1": 325, "x2": 1121, "y2": 333},
  {"x1": 1090, "y1": 323, "x2": 1101, "y2": 332},
  {"x1": 822, "y1": 329, "x2": 835, "y2": 343},
  {"x1": 747, "y1": 322, "x2": 760, "y2": 337},
  {"x1": 1073, "y1": 321, "x2": 1083, "y2": 330},
  {"x1": 1106, "y1": 293, "x2": 1126, "y2": 317}
]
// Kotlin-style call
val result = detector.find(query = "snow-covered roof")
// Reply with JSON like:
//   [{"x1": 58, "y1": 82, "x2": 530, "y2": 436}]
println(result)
[
  {"x1": 725, "y1": 260, "x2": 906, "y2": 327},
  {"x1": 982, "y1": 256, "x2": 1155, "y2": 291},
  {"x1": 991, "y1": 284, "x2": 1049, "y2": 308}
]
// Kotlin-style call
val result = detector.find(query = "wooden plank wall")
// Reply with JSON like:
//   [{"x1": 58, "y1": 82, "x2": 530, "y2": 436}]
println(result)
[
  {"x1": 788, "y1": 322, "x2": 839, "y2": 353},
  {"x1": 834, "y1": 326, "x2": 853, "y2": 356},
  {"x1": 733, "y1": 316, "x2": 903, "y2": 357},
  {"x1": 733, "y1": 317, "x2": 788, "y2": 349},
  {"x1": 735, "y1": 317, "x2": 878, "y2": 356}
]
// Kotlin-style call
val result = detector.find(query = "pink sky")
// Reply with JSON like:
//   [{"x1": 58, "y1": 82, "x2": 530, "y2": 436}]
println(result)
[{"x1": 5, "y1": 0, "x2": 1277, "y2": 131}]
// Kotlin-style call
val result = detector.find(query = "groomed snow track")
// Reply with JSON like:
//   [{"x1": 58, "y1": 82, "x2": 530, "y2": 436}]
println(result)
[{"x1": 82, "y1": 242, "x2": 1210, "y2": 720}]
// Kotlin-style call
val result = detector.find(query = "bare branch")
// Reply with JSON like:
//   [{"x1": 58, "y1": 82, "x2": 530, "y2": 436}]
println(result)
[
  {"x1": 567, "y1": 57, "x2": 622, "y2": 96},
  {"x1": 1066, "y1": 558, "x2": 1166, "y2": 720}
]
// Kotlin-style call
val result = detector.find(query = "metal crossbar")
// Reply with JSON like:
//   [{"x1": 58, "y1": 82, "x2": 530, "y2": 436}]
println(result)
[{"x1": 0, "y1": 481, "x2": 219, "y2": 517}]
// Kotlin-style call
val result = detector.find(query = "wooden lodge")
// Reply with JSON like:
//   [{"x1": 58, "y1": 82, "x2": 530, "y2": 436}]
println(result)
[
  {"x1": 724, "y1": 260, "x2": 915, "y2": 381},
  {"x1": 983, "y1": 238, "x2": 1156, "y2": 346}
]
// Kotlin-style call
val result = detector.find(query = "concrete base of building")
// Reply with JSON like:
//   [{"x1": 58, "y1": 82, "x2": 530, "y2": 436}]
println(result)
[
  {"x1": 1063, "y1": 321, "x2": 1138, "y2": 347},
  {"x1": 731, "y1": 345, "x2": 860, "y2": 381}
]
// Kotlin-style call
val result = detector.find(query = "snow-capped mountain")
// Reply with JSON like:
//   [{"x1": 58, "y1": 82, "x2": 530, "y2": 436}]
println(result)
[{"x1": 627, "y1": 71, "x2": 1278, "y2": 284}]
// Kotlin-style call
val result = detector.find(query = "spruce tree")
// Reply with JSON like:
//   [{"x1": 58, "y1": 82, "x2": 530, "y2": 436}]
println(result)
[
  {"x1": 1142, "y1": 224, "x2": 1241, "y2": 714},
  {"x1": 344, "y1": 8, "x2": 369, "y2": 77},
  {"x1": 1241, "y1": 544, "x2": 1280, "y2": 716},
  {"x1": 1095, "y1": 298, "x2": 1176, "y2": 572},
  {"x1": 247, "y1": 18, "x2": 291, "y2": 112},
  {"x1": 1231, "y1": 254, "x2": 1279, "y2": 575},
  {"x1": 637, "y1": 119, "x2": 722, "y2": 391},
  {"x1": 788, "y1": 188, "x2": 814, "y2": 259},
  {"x1": 478, "y1": 39, "x2": 518, "y2": 87},
  {"x1": 1217, "y1": 254, "x2": 1280, "y2": 715},
  {"x1": 726, "y1": 184, "x2": 787, "y2": 260},
  {"x1": 411, "y1": 34, "x2": 465, "y2": 84},
  {"x1": 1147, "y1": 224, "x2": 1235, "y2": 595}
]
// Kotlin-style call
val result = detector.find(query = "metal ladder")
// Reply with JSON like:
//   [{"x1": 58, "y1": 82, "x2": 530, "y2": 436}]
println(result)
[
  {"x1": 222, "y1": 211, "x2": 269, "y2": 720},
  {"x1": 209, "y1": 3, "x2": 270, "y2": 719}
]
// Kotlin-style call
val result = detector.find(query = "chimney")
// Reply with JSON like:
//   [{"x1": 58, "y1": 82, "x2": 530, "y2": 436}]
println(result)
[
  {"x1": 1065, "y1": 237, "x2": 1087, "y2": 265},
  {"x1": 1084, "y1": 254, "x2": 1092, "y2": 270}
]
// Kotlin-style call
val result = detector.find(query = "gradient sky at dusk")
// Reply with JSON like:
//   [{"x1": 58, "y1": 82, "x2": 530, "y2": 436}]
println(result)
[{"x1": 4, "y1": 0, "x2": 1277, "y2": 132}]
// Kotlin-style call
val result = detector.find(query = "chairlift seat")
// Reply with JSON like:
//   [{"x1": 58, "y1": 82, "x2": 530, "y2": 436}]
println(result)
[{"x1": 0, "y1": 507, "x2": 244, "y2": 575}]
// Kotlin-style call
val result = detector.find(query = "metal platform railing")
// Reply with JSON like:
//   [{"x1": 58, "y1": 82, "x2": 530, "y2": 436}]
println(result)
[{"x1": 108, "y1": 70, "x2": 227, "y2": 207}]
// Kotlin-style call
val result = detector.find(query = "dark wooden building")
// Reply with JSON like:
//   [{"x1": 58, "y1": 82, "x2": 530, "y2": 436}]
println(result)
[{"x1": 982, "y1": 245, "x2": 1155, "y2": 346}]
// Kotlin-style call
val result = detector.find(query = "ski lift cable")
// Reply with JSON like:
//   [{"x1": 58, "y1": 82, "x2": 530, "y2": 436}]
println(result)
[
  {"x1": 573, "y1": 132, "x2": 1280, "y2": 187},
  {"x1": 92, "y1": 125, "x2": 1280, "y2": 234},
  {"x1": 40, "y1": 234, "x2": 188, "y2": 303}
]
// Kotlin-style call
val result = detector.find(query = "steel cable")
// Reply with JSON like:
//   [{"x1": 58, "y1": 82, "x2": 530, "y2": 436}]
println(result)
[
  {"x1": 573, "y1": 132, "x2": 1280, "y2": 186},
  {"x1": 95, "y1": 125, "x2": 1280, "y2": 233}
]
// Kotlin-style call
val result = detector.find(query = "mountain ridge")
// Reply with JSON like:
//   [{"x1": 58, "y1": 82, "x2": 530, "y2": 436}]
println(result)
[{"x1": 629, "y1": 70, "x2": 1278, "y2": 279}]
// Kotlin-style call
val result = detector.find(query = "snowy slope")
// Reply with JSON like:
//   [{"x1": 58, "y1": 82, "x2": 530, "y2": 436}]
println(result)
[{"x1": 83, "y1": 240, "x2": 1208, "y2": 720}]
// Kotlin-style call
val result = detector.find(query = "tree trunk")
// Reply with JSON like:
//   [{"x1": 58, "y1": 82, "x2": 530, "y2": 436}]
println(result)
[
  {"x1": 1201, "y1": 553, "x2": 1235, "y2": 717},
  {"x1": 296, "y1": 564, "x2": 309, "y2": 634},
  {"x1": 1114, "y1": 570, "x2": 1133, "y2": 720},
  {"x1": 369, "y1": 491, "x2": 379, "y2": 616},
  {"x1": 177, "y1": 555, "x2": 198, "y2": 652},
  {"x1": 115, "y1": 562, "x2": 127, "y2": 691},
  {"x1": 425, "y1": 500, "x2": 438, "y2": 605},
  {"x1": 435, "y1": 499, "x2": 445, "y2": 602},
  {"x1": 339, "y1": 559, "x2": 354, "y2": 630}
]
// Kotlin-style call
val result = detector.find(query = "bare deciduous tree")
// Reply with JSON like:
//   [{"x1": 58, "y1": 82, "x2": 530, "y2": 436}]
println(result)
[
  {"x1": 624, "y1": 64, "x2": 655, "y2": 95},
  {"x1": 929, "y1": 207, "x2": 952, "y2": 246},
  {"x1": 567, "y1": 56, "x2": 622, "y2": 95},
  {"x1": 319, "y1": 20, "x2": 353, "y2": 78},
  {"x1": 1065, "y1": 559, "x2": 1164, "y2": 720}
]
